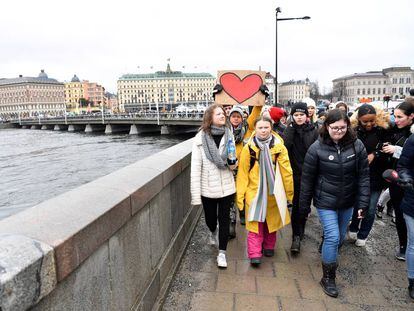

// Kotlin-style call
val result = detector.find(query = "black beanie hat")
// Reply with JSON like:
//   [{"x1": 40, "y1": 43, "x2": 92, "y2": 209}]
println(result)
[
  {"x1": 290, "y1": 102, "x2": 309, "y2": 116},
  {"x1": 357, "y1": 104, "x2": 376, "y2": 118}
]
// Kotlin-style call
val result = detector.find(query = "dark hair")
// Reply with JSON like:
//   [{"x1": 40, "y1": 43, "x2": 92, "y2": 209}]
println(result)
[
  {"x1": 200, "y1": 104, "x2": 226, "y2": 134},
  {"x1": 319, "y1": 109, "x2": 356, "y2": 145},
  {"x1": 357, "y1": 104, "x2": 376, "y2": 118},
  {"x1": 335, "y1": 102, "x2": 348, "y2": 112},
  {"x1": 254, "y1": 116, "x2": 273, "y2": 127},
  {"x1": 395, "y1": 101, "x2": 414, "y2": 116}
]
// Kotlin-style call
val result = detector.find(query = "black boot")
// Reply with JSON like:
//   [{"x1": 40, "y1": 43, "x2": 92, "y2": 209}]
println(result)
[
  {"x1": 409, "y1": 279, "x2": 414, "y2": 299},
  {"x1": 239, "y1": 209, "x2": 245, "y2": 226},
  {"x1": 320, "y1": 262, "x2": 338, "y2": 298},
  {"x1": 229, "y1": 222, "x2": 236, "y2": 239},
  {"x1": 290, "y1": 236, "x2": 301, "y2": 254}
]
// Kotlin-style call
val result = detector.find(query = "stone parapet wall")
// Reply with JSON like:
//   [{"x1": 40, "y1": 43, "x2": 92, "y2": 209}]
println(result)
[{"x1": 0, "y1": 139, "x2": 199, "y2": 311}]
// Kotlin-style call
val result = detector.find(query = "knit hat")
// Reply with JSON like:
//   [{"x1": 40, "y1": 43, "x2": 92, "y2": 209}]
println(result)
[
  {"x1": 302, "y1": 97, "x2": 316, "y2": 108},
  {"x1": 268, "y1": 107, "x2": 285, "y2": 123},
  {"x1": 229, "y1": 106, "x2": 244, "y2": 118},
  {"x1": 290, "y1": 102, "x2": 309, "y2": 116},
  {"x1": 357, "y1": 104, "x2": 376, "y2": 117}
]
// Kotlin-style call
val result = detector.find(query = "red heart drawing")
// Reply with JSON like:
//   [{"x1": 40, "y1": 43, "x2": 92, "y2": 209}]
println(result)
[{"x1": 220, "y1": 73, "x2": 263, "y2": 104}]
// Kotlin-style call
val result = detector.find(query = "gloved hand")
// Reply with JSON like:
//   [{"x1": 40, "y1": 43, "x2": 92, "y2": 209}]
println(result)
[
  {"x1": 399, "y1": 178, "x2": 414, "y2": 190},
  {"x1": 259, "y1": 85, "x2": 270, "y2": 98},
  {"x1": 212, "y1": 84, "x2": 223, "y2": 99}
]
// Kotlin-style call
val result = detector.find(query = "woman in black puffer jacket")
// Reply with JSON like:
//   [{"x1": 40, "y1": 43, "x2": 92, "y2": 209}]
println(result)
[
  {"x1": 283, "y1": 102, "x2": 319, "y2": 254},
  {"x1": 299, "y1": 109, "x2": 370, "y2": 298}
]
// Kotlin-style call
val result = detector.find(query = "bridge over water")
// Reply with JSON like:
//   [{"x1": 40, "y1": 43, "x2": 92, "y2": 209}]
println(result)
[{"x1": 9, "y1": 112, "x2": 203, "y2": 135}]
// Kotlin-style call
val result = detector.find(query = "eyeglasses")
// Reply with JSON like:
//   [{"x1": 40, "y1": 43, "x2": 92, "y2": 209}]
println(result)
[{"x1": 328, "y1": 125, "x2": 347, "y2": 132}]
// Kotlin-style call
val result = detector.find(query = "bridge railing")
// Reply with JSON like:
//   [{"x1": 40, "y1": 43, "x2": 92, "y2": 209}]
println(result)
[{"x1": 0, "y1": 139, "x2": 200, "y2": 311}]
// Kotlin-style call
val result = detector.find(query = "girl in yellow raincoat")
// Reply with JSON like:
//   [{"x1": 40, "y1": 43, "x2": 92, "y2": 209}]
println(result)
[{"x1": 236, "y1": 115, "x2": 293, "y2": 266}]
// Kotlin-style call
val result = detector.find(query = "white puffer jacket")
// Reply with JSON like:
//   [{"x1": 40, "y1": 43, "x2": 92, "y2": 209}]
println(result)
[{"x1": 191, "y1": 130, "x2": 236, "y2": 205}]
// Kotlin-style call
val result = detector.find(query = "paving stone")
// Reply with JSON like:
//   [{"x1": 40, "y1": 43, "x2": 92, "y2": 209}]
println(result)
[
  {"x1": 256, "y1": 276, "x2": 300, "y2": 298},
  {"x1": 235, "y1": 293, "x2": 278, "y2": 310},
  {"x1": 274, "y1": 262, "x2": 314, "y2": 280},
  {"x1": 189, "y1": 292, "x2": 233, "y2": 311},
  {"x1": 216, "y1": 274, "x2": 256, "y2": 294},
  {"x1": 279, "y1": 297, "x2": 326, "y2": 311},
  {"x1": 236, "y1": 259, "x2": 275, "y2": 277},
  {"x1": 340, "y1": 285, "x2": 389, "y2": 306}
]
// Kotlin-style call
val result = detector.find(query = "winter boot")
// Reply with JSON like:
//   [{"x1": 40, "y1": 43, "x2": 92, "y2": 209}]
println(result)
[
  {"x1": 409, "y1": 278, "x2": 414, "y2": 299},
  {"x1": 239, "y1": 209, "x2": 246, "y2": 226},
  {"x1": 320, "y1": 262, "x2": 338, "y2": 298},
  {"x1": 290, "y1": 236, "x2": 301, "y2": 254},
  {"x1": 229, "y1": 222, "x2": 236, "y2": 239}
]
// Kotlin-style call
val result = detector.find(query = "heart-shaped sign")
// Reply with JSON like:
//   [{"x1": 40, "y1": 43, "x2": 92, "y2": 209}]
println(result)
[{"x1": 220, "y1": 73, "x2": 263, "y2": 104}]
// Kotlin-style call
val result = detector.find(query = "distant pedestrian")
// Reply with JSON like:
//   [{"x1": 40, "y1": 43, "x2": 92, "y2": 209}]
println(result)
[
  {"x1": 227, "y1": 104, "x2": 261, "y2": 234},
  {"x1": 299, "y1": 109, "x2": 370, "y2": 298},
  {"x1": 236, "y1": 116, "x2": 293, "y2": 267},
  {"x1": 348, "y1": 104, "x2": 389, "y2": 246},
  {"x1": 262, "y1": 106, "x2": 286, "y2": 136},
  {"x1": 382, "y1": 101, "x2": 414, "y2": 261},
  {"x1": 335, "y1": 101, "x2": 348, "y2": 113},
  {"x1": 396, "y1": 128, "x2": 414, "y2": 299},
  {"x1": 191, "y1": 104, "x2": 237, "y2": 268},
  {"x1": 282, "y1": 102, "x2": 318, "y2": 254},
  {"x1": 302, "y1": 97, "x2": 318, "y2": 125}
]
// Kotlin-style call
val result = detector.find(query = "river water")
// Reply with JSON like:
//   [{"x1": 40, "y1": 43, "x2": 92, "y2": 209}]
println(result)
[{"x1": 0, "y1": 129, "x2": 191, "y2": 220}]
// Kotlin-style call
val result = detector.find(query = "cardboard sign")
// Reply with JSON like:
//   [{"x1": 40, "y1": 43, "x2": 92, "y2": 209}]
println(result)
[{"x1": 215, "y1": 70, "x2": 266, "y2": 106}]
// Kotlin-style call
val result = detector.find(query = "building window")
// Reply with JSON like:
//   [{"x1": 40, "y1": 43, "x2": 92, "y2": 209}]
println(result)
[
  {"x1": 383, "y1": 88, "x2": 386, "y2": 94},
  {"x1": 400, "y1": 78, "x2": 404, "y2": 84},
  {"x1": 378, "y1": 88, "x2": 381, "y2": 94},
  {"x1": 399, "y1": 87, "x2": 404, "y2": 94},
  {"x1": 367, "y1": 88, "x2": 370, "y2": 95},
  {"x1": 408, "y1": 77, "x2": 411, "y2": 83},
  {"x1": 406, "y1": 87, "x2": 411, "y2": 93},
  {"x1": 393, "y1": 78, "x2": 398, "y2": 84},
  {"x1": 362, "y1": 89, "x2": 366, "y2": 95},
  {"x1": 392, "y1": 87, "x2": 396, "y2": 93},
  {"x1": 373, "y1": 88, "x2": 376, "y2": 94}
]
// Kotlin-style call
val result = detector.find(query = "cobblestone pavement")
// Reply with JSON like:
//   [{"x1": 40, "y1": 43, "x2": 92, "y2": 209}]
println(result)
[{"x1": 162, "y1": 210, "x2": 413, "y2": 310}]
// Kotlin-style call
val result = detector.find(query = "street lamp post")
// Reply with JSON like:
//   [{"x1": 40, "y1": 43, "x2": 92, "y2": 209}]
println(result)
[{"x1": 275, "y1": 7, "x2": 310, "y2": 108}]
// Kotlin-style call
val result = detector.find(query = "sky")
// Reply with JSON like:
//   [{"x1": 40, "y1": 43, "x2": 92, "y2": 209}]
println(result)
[{"x1": 1, "y1": 0, "x2": 413, "y2": 94}]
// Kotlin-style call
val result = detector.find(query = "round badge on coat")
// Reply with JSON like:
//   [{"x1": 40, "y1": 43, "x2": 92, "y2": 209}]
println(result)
[{"x1": 328, "y1": 155, "x2": 334, "y2": 160}]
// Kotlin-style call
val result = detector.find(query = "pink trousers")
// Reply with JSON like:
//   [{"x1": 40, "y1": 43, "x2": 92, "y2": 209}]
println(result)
[{"x1": 247, "y1": 222, "x2": 277, "y2": 258}]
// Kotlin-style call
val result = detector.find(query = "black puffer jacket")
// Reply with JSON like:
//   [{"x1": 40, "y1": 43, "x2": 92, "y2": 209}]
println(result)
[
  {"x1": 283, "y1": 122, "x2": 319, "y2": 177},
  {"x1": 299, "y1": 137, "x2": 370, "y2": 212},
  {"x1": 397, "y1": 128, "x2": 414, "y2": 217}
]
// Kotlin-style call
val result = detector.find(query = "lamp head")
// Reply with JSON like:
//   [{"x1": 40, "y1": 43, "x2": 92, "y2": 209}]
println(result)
[
  {"x1": 276, "y1": 7, "x2": 281, "y2": 13},
  {"x1": 303, "y1": 16, "x2": 311, "y2": 20}
]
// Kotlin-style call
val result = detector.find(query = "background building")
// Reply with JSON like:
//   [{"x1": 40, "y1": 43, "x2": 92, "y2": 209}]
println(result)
[
  {"x1": 64, "y1": 75, "x2": 107, "y2": 114},
  {"x1": 117, "y1": 64, "x2": 215, "y2": 112},
  {"x1": 332, "y1": 66, "x2": 414, "y2": 103},
  {"x1": 0, "y1": 70, "x2": 65, "y2": 120},
  {"x1": 278, "y1": 78, "x2": 311, "y2": 107}
]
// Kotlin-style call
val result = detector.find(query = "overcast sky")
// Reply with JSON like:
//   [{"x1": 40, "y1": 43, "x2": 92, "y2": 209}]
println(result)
[{"x1": 1, "y1": 0, "x2": 412, "y2": 93}]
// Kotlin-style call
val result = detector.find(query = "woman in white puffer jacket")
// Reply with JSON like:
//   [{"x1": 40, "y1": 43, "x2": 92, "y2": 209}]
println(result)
[{"x1": 191, "y1": 104, "x2": 237, "y2": 269}]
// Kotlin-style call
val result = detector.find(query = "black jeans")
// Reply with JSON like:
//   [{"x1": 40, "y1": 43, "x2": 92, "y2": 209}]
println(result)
[
  {"x1": 390, "y1": 184, "x2": 407, "y2": 251},
  {"x1": 201, "y1": 194, "x2": 233, "y2": 251},
  {"x1": 291, "y1": 176, "x2": 306, "y2": 237}
]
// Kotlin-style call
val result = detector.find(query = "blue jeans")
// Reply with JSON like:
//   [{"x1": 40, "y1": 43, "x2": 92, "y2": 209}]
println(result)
[
  {"x1": 349, "y1": 190, "x2": 381, "y2": 239},
  {"x1": 317, "y1": 208, "x2": 354, "y2": 264},
  {"x1": 403, "y1": 213, "x2": 414, "y2": 279}
]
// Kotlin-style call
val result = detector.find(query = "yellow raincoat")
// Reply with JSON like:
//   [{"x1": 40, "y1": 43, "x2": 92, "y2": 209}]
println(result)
[{"x1": 236, "y1": 134, "x2": 294, "y2": 234}]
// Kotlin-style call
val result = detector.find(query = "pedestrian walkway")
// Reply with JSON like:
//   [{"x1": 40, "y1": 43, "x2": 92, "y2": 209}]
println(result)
[{"x1": 162, "y1": 212, "x2": 413, "y2": 310}]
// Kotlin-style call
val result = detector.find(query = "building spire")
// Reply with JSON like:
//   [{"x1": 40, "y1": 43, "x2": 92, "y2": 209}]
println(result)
[{"x1": 166, "y1": 63, "x2": 172, "y2": 73}]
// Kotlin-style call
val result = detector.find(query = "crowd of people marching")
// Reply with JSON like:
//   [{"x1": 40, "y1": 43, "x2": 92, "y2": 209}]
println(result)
[{"x1": 190, "y1": 85, "x2": 414, "y2": 299}]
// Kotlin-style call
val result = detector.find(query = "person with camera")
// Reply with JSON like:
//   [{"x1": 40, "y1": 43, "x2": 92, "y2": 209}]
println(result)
[
  {"x1": 348, "y1": 104, "x2": 390, "y2": 246},
  {"x1": 191, "y1": 104, "x2": 237, "y2": 268},
  {"x1": 396, "y1": 124, "x2": 414, "y2": 299},
  {"x1": 383, "y1": 102, "x2": 414, "y2": 261},
  {"x1": 299, "y1": 109, "x2": 370, "y2": 297}
]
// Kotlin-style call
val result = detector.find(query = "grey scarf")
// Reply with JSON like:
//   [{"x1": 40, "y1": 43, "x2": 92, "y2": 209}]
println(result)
[
  {"x1": 202, "y1": 126, "x2": 230, "y2": 170},
  {"x1": 248, "y1": 135, "x2": 275, "y2": 222}
]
